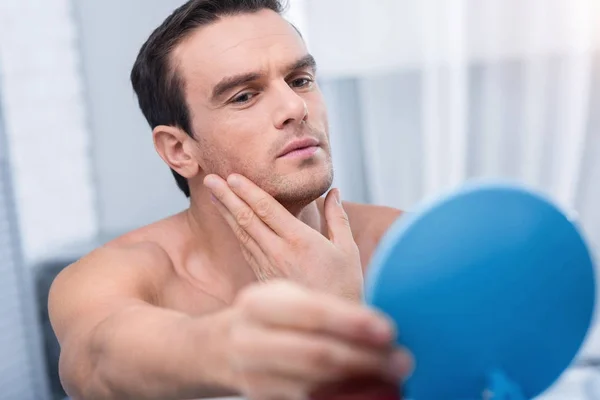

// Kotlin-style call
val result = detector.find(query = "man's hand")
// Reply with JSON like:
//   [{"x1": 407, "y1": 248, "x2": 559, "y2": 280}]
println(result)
[
  {"x1": 204, "y1": 173, "x2": 363, "y2": 300},
  {"x1": 220, "y1": 281, "x2": 413, "y2": 400}
]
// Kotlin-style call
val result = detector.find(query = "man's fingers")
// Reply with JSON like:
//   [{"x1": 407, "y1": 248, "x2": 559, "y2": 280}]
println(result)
[
  {"x1": 210, "y1": 196, "x2": 282, "y2": 280},
  {"x1": 205, "y1": 175, "x2": 281, "y2": 246},
  {"x1": 226, "y1": 174, "x2": 305, "y2": 239},
  {"x1": 233, "y1": 327, "x2": 409, "y2": 383},
  {"x1": 237, "y1": 281, "x2": 396, "y2": 346},
  {"x1": 210, "y1": 195, "x2": 261, "y2": 249},
  {"x1": 324, "y1": 189, "x2": 357, "y2": 253}
]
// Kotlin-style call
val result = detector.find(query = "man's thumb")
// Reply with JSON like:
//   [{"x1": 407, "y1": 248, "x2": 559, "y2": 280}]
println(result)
[{"x1": 325, "y1": 189, "x2": 355, "y2": 249}]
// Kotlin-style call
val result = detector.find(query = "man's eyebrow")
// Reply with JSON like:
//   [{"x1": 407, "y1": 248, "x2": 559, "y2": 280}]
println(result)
[
  {"x1": 211, "y1": 72, "x2": 263, "y2": 102},
  {"x1": 286, "y1": 54, "x2": 317, "y2": 74},
  {"x1": 210, "y1": 54, "x2": 318, "y2": 102}
]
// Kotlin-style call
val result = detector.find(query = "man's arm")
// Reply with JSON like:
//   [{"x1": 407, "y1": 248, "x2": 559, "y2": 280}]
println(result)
[{"x1": 49, "y1": 242, "x2": 236, "y2": 400}]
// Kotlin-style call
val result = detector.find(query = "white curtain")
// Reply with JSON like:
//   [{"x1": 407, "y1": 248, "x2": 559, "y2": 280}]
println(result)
[
  {"x1": 294, "y1": 0, "x2": 600, "y2": 397},
  {"x1": 302, "y1": 0, "x2": 600, "y2": 235}
]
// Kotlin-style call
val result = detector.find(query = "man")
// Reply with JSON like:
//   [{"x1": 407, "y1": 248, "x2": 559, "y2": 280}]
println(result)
[{"x1": 49, "y1": 1, "x2": 414, "y2": 399}]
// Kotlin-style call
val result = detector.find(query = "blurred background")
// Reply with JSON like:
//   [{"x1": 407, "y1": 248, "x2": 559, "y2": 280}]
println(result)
[{"x1": 0, "y1": 0, "x2": 599, "y2": 399}]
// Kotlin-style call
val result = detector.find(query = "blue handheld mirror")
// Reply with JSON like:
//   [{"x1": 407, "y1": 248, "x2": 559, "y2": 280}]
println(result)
[{"x1": 365, "y1": 183, "x2": 596, "y2": 400}]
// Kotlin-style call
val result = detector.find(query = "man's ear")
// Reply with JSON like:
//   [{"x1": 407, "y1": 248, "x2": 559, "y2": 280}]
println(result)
[{"x1": 153, "y1": 125, "x2": 200, "y2": 178}]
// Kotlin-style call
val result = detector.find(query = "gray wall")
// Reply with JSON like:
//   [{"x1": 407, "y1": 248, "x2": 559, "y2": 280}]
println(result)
[
  {"x1": 0, "y1": 78, "x2": 50, "y2": 400},
  {"x1": 73, "y1": 0, "x2": 188, "y2": 235}
]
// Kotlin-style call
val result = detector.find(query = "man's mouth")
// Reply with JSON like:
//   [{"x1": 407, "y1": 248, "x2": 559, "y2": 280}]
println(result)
[{"x1": 278, "y1": 137, "x2": 321, "y2": 158}]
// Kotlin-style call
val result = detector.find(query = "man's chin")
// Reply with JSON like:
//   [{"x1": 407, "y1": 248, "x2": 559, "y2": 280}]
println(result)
[{"x1": 273, "y1": 174, "x2": 333, "y2": 211}]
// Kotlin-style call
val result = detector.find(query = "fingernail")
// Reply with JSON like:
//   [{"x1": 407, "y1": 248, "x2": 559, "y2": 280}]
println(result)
[
  {"x1": 389, "y1": 350, "x2": 414, "y2": 379},
  {"x1": 210, "y1": 194, "x2": 217, "y2": 204},
  {"x1": 335, "y1": 189, "x2": 342, "y2": 205},
  {"x1": 227, "y1": 174, "x2": 240, "y2": 188},
  {"x1": 204, "y1": 175, "x2": 218, "y2": 190}
]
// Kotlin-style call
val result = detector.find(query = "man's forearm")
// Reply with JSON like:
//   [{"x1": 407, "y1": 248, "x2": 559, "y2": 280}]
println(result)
[{"x1": 61, "y1": 305, "x2": 236, "y2": 400}]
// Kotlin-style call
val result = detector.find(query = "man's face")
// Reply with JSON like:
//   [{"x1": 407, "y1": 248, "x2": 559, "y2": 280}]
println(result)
[{"x1": 174, "y1": 9, "x2": 333, "y2": 207}]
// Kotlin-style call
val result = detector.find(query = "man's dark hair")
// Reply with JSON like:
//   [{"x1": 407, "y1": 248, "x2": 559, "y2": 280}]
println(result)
[{"x1": 131, "y1": 0, "x2": 288, "y2": 197}]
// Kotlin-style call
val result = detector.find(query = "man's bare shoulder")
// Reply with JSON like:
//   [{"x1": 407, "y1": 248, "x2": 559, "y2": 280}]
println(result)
[
  {"x1": 91, "y1": 214, "x2": 183, "y2": 278},
  {"x1": 342, "y1": 201, "x2": 403, "y2": 242},
  {"x1": 336, "y1": 200, "x2": 403, "y2": 268},
  {"x1": 48, "y1": 241, "x2": 174, "y2": 344},
  {"x1": 55, "y1": 213, "x2": 189, "y2": 307},
  {"x1": 61, "y1": 241, "x2": 174, "y2": 302}
]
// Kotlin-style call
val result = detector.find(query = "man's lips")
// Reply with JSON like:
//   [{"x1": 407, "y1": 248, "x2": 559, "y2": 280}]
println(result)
[
  {"x1": 280, "y1": 145, "x2": 319, "y2": 158},
  {"x1": 278, "y1": 137, "x2": 320, "y2": 158}
]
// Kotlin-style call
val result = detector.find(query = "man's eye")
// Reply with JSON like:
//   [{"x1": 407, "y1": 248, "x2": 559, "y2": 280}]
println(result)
[
  {"x1": 232, "y1": 92, "x2": 256, "y2": 104},
  {"x1": 290, "y1": 77, "x2": 313, "y2": 88}
]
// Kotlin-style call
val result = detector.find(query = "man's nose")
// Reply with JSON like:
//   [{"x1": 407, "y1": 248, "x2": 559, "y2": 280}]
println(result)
[{"x1": 273, "y1": 83, "x2": 309, "y2": 129}]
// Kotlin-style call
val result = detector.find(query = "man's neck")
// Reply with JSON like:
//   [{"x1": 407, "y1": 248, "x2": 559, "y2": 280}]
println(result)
[{"x1": 183, "y1": 187, "x2": 324, "y2": 285}]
